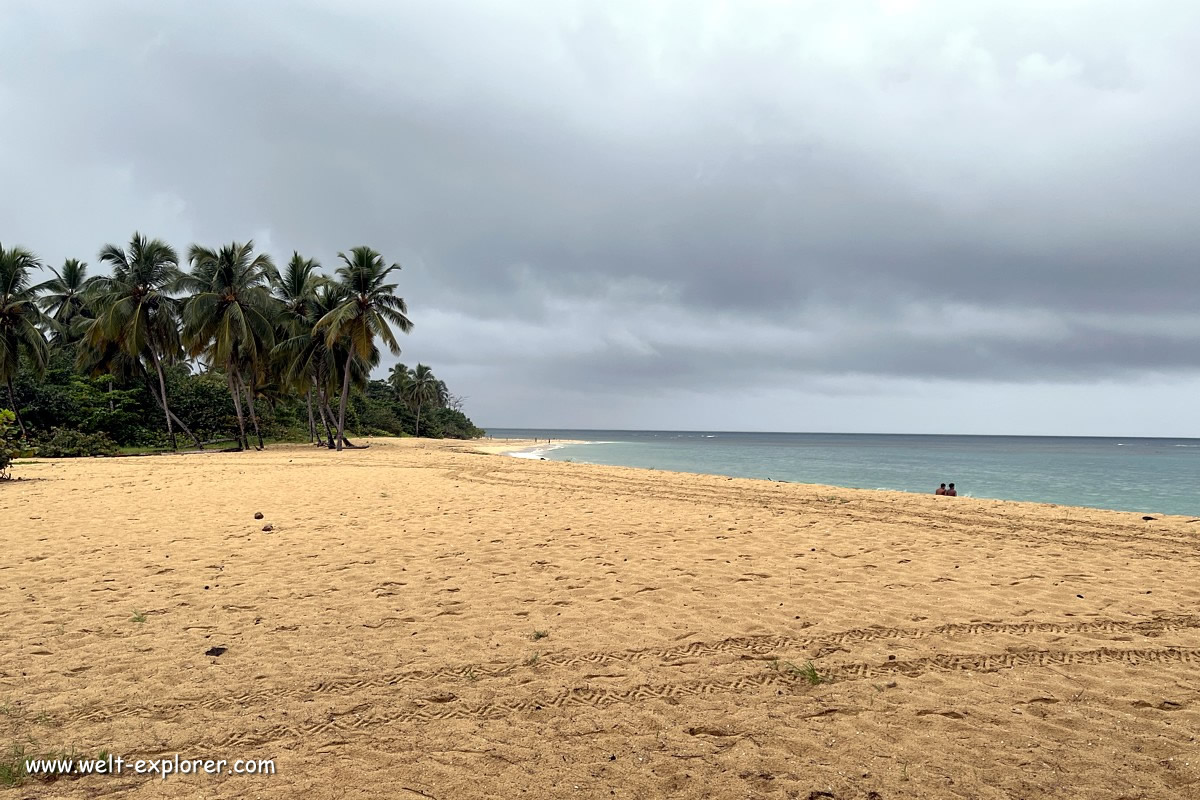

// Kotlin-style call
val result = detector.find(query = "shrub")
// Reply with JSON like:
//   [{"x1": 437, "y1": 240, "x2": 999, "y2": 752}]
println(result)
[
  {"x1": 434, "y1": 408, "x2": 485, "y2": 439},
  {"x1": 356, "y1": 396, "x2": 403, "y2": 436},
  {"x1": 35, "y1": 428, "x2": 120, "y2": 458},
  {"x1": 0, "y1": 409, "x2": 20, "y2": 478}
]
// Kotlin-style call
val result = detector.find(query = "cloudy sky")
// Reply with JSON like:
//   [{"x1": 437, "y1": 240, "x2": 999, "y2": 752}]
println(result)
[{"x1": 3, "y1": 0, "x2": 1199, "y2": 435}]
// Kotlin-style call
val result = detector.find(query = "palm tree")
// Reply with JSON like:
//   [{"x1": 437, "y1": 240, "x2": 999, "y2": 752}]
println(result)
[
  {"x1": 314, "y1": 247, "x2": 412, "y2": 451},
  {"x1": 180, "y1": 241, "x2": 277, "y2": 450},
  {"x1": 272, "y1": 252, "x2": 323, "y2": 319},
  {"x1": 274, "y1": 283, "x2": 379, "y2": 449},
  {"x1": 387, "y1": 362, "x2": 411, "y2": 402},
  {"x1": 88, "y1": 232, "x2": 184, "y2": 450},
  {"x1": 275, "y1": 283, "x2": 341, "y2": 448},
  {"x1": 407, "y1": 363, "x2": 446, "y2": 437},
  {"x1": 0, "y1": 244, "x2": 51, "y2": 438},
  {"x1": 326, "y1": 339, "x2": 379, "y2": 448},
  {"x1": 38, "y1": 259, "x2": 94, "y2": 342},
  {"x1": 271, "y1": 252, "x2": 324, "y2": 442}
]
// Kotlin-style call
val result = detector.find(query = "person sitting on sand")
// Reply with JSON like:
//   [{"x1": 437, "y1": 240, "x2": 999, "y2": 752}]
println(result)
[
  {"x1": 946, "y1": 483, "x2": 957, "y2": 497},
  {"x1": 935, "y1": 483, "x2": 947, "y2": 495}
]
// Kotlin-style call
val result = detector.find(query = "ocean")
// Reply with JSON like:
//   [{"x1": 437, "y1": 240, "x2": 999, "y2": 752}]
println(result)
[{"x1": 484, "y1": 429, "x2": 1200, "y2": 517}]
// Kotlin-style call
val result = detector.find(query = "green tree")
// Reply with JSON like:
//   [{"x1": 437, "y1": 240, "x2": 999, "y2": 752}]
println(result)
[
  {"x1": 406, "y1": 363, "x2": 446, "y2": 438},
  {"x1": 275, "y1": 284, "x2": 350, "y2": 448},
  {"x1": 38, "y1": 258, "x2": 94, "y2": 342},
  {"x1": 2, "y1": 235, "x2": 485, "y2": 454},
  {"x1": 434, "y1": 407, "x2": 485, "y2": 439},
  {"x1": 75, "y1": 332, "x2": 204, "y2": 448},
  {"x1": 314, "y1": 247, "x2": 412, "y2": 451},
  {"x1": 180, "y1": 241, "x2": 278, "y2": 450},
  {"x1": 18, "y1": 344, "x2": 147, "y2": 443},
  {"x1": 387, "y1": 362, "x2": 412, "y2": 403},
  {"x1": 161, "y1": 365, "x2": 235, "y2": 444},
  {"x1": 0, "y1": 243, "x2": 51, "y2": 438},
  {"x1": 271, "y1": 252, "x2": 324, "y2": 442},
  {"x1": 0, "y1": 408, "x2": 20, "y2": 478},
  {"x1": 272, "y1": 252, "x2": 323, "y2": 321},
  {"x1": 87, "y1": 232, "x2": 184, "y2": 450}
]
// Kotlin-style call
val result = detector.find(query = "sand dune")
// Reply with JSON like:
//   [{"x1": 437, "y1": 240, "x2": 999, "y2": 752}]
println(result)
[{"x1": 3, "y1": 438, "x2": 1199, "y2": 798}]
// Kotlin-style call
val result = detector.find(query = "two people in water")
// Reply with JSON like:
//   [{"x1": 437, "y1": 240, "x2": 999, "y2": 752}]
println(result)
[{"x1": 935, "y1": 483, "x2": 957, "y2": 496}]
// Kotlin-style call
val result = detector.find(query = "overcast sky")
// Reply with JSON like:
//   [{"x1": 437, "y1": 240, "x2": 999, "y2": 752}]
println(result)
[{"x1": 3, "y1": 0, "x2": 1199, "y2": 436}]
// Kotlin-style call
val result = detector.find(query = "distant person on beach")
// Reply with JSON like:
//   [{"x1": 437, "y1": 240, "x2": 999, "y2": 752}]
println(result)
[
  {"x1": 935, "y1": 483, "x2": 947, "y2": 495},
  {"x1": 946, "y1": 483, "x2": 957, "y2": 497}
]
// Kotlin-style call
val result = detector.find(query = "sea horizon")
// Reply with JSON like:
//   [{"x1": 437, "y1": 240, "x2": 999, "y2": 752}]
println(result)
[
  {"x1": 487, "y1": 427, "x2": 1200, "y2": 440},
  {"x1": 484, "y1": 428, "x2": 1200, "y2": 517}
]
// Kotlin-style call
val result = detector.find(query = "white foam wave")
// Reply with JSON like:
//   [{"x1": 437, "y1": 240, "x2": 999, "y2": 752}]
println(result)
[{"x1": 507, "y1": 443, "x2": 568, "y2": 459}]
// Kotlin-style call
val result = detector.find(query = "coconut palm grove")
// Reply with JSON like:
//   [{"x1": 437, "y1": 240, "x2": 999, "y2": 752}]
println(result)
[{"x1": 0, "y1": 234, "x2": 483, "y2": 465}]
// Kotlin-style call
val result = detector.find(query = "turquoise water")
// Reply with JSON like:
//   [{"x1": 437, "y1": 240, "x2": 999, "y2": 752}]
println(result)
[{"x1": 485, "y1": 429, "x2": 1200, "y2": 517}]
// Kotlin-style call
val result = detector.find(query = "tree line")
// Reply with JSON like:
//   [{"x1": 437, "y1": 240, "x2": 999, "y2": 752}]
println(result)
[{"x1": 0, "y1": 234, "x2": 483, "y2": 459}]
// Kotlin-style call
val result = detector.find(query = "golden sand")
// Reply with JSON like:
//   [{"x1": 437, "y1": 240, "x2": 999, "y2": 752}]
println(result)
[{"x1": 3, "y1": 438, "x2": 1199, "y2": 798}]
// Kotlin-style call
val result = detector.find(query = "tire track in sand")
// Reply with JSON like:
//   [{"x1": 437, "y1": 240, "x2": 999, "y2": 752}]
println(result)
[
  {"x1": 202, "y1": 644, "x2": 1200, "y2": 748},
  {"x1": 62, "y1": 613, "x2": 1200, "y2": 724}
]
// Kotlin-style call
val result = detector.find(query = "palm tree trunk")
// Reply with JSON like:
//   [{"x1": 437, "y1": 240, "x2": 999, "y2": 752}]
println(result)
[
  {"x1": 312, "y1": 388, "x2": 321, "y2": 443},
  {"x1": 415, "y1": 401, "x2": 422, "y2": 438},
  {"x1": 148, "y1": 350, "x2": 177, "y2": 451},
  {"x1": 316, "y1": 389, "x2": 336, "y2": 448},
  {"x1": 335, "y1": 356, "x2": 352, "y2": 452},
  {"x1": 169, "y1": 409, "x2": 203, "y2": 449},
  {"x1": 316, "y1": 388, "x2": 336, "y2": 450},
  {"x1": 145, "y1": 378, "x2": 202, "y2": 449},
  {"x1": 107, "y1": 379, "x2": 114, "y2": 412},
  {"x1": 226, "y1": 369, "x2": 248, "y2": 451},
  {"x1": 5, "y1": 377, "x2": 27, "y2": 439},
  {"x1": 242, "y1": 373, "x2": 264, "y2": 450},
  {"x1": 325, "y1": 398, "x2": 344, "y2": 447}
]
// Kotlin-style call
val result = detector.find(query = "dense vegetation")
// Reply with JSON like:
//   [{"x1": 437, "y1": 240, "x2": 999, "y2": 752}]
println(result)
[
  {"x1": 0, "y1": 235, "x2": 483, "y2": 460},
  {"x1": 0, "y1": 410, "x2": 18, "y2": 477}
]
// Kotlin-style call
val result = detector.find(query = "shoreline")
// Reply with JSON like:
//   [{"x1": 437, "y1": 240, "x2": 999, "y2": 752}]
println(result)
[
  {"x1": 469, "y1": 438, "x2": 590, "y2": 456},
  {"x1": 476, "y1": 439, "x2": 1196, "y2": 522},
  {"x1": 15, "y1": 435, "x2": 1196, "y2": 520}
]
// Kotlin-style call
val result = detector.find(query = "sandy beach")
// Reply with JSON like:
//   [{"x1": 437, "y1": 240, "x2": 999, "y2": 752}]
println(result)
[{"x1": 3, "y1": 437, "x2": 1199, "y2": 798}]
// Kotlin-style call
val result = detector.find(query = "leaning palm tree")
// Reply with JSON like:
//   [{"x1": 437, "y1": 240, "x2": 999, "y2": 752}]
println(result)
[
  {"x1": 406, "y1": 363, "x2": 446, "y2": 437},
  {"x1": 179, "y1": 241, "x2": 277, "y2": 450},
  {"x1": 314, "y1": 247, "x2": 413, "y2": 451},
  {"x1": 271, "y1": 252, "x2": 324, "y2": 442},
  {"x1": 38, "y1": 258, "x2": 94, "y2": 342},
  {"x1": 87, "y1": 232, "x2": 184, "y2": 450},
  {"x1": 0, "y1": 244, "x2": 51, "y2": 438},
  {"x1": 324, "y1": 337, "x2": 379, "y2": 448}
]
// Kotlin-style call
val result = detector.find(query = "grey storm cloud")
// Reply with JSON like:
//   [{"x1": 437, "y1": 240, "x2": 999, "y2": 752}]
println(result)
[{"x1": 3, "y1": 0, "x2": 1200, "y2": 431}]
